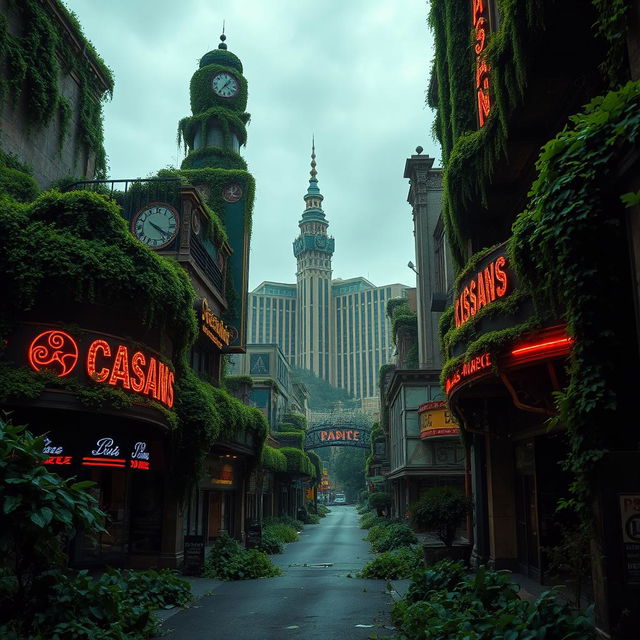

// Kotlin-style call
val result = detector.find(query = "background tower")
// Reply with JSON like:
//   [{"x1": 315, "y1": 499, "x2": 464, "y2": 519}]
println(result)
[{"x1": 293, "y1": 143, "x2": 335, "y2": 381}]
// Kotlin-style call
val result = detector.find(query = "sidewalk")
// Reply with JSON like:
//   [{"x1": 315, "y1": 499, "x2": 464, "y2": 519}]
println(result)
[{"x1": 153, "y1": 575, "x2": 224, "y2": 623}]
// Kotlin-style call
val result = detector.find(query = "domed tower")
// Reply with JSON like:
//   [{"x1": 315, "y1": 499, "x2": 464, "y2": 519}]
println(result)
[
  {"x1": 293, "y1": 142, "x2": 335, "y2": 381},
  {"x1": 178, "y1": 33, "x2": 250, "y2": 170},
  {"x1": 176, "y1": 33, "x2": 255, "y2": 352}
]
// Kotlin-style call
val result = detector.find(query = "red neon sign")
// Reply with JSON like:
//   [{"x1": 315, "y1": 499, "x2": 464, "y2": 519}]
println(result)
[
  {"x1": 454, "y1": 256, "x2": 508, "y2": 328},
  {"x1": 44, "y1": 455, "x2": 72, "y2": 465},
  {"x1": 28, "y1": 330, "x2": 79, "y2": 377},
  {"x1": 445, "y1": 352, "x2": 492, "y2": 394},
  {"x1": 511, "y1": 337, "x2": 573, "y2": 357},
  {"x1": 82, "y1": 457, "x2": 127, "y2": 468},
  {"x1": 473, "y1": 0, "x2": 491, "y2": 126}
]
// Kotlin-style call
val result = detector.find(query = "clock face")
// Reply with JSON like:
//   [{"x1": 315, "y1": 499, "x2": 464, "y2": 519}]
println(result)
[
  {"x1": 132, "y1": 203, "x2": 179, "y2": 249},
  {"x1": 222, "y1": 183, "x2": 243, "y2": 203},
  {"x1": 212, "y1": 72, "x2": 239, "y2": 98}
]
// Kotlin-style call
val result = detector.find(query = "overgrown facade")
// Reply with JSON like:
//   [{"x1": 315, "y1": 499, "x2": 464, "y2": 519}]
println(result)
[{"x1": 431, "y1": 1, "x2": 640, "y2": 636}]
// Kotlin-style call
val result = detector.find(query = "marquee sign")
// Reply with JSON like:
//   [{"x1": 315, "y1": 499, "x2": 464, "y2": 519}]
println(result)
[
  {"x1": 445, "y1": 352, "x2": 493, "y2": 394},
  {"x1": 304, "y1": 425, "x2": 371, "y2": 450},
  {"x1": 22, "y1": 326, "x2": 175, "y2": 409},
  {"x1": 419, "y1": 401, "x2": 460, "y2": 439}
]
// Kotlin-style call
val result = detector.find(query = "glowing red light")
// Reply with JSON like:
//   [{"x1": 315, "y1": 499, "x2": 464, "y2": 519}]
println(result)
[
  {"x1": 28, "y1": 330, "x2": 79, "y2": 377},
  {"x1": 511, "y1": 337, "x2": 573, "y2": 357},
  {"x1": 82, "y1": 456, "x2": 126, "y2": 468}
]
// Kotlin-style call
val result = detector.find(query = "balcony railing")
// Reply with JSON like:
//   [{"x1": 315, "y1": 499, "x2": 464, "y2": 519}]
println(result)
[{"x1": 190, "y1": 233, "x2": 224, "y2": 292}]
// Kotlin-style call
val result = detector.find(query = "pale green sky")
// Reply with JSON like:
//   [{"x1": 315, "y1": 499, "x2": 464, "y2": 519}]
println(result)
[{"x1": 63, "y1": 0, "x2": 437, "y2": 290}]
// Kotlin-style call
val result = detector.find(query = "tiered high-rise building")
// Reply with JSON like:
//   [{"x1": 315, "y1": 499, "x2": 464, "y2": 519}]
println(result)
[{"x1": 248, "y1": 146, "x2": 409, "y2": 404}]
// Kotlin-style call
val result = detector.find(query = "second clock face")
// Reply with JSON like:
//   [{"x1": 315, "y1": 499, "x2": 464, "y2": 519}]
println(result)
[
  {"x1": 212, "y1": 72, "x2": 239, "y2": 98},
  {"x1": 132, "y1": 203, "x2": 179, "y2": 249},
  {"x1": 222, "y1": 183, "x2": 243, "y2": 203}
]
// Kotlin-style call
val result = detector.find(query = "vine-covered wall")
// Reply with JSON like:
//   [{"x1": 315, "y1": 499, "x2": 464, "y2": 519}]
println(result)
[{"x1": 0, "y1": 0, "x2": 113, "y2": 182}]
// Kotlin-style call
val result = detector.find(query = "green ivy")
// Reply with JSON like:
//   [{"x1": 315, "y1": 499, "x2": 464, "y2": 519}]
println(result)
[
  {"x1": 0, "y1": 0, "x2": 113, "y2": 177},
  {"x1": 279, "y1": 447, "x2": 317, "y2": 478},
  {"x1": 261, "y1": 445, "x2": 287, "y2": 473}
]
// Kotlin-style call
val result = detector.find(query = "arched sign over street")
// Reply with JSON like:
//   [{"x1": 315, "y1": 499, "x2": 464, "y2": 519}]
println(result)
[{"x1": 304, "y1": 424, "x2": 371, "y2": 450}]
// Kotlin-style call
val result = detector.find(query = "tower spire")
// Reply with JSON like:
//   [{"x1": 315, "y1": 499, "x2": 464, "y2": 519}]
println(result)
[
  {"x1": 310, "y1": 136, "x2": 317, "y2": 183},
  {"x1": 219, "y1": 22, "x2": 227, "y2": 49}
]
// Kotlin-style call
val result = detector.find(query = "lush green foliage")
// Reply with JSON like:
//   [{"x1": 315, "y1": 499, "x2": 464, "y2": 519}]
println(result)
[
  {"x1": 409, "y1": 487, "x2": 473, "y2": 547},
  {"x1": 256, "y1": 527, "x2": 284, "y2": 554},
  {"x1": 263, "y1": 522, "x2": 299, "y2": 544},
  {"x1": 261, "y1": 445, "x2": 287, "y2": 472},
  {"x1": 510, "y1": 80, "x2": 640, "y2": 523},
  {"x1": 203, "y1": 533, "x2": 281, "y2": 580},
  {"x1": 386, "y1": 298, "x2": 418, "y2": 346},
  {"x1": 367, "y1": 522, "x2": 417, "y2": 553},
  {"x1": 359, "y1": 511, "x2": 388, "y2": 530},
  {"x1": 291, "y1": 366, "x2": 355, "y2": 410},
  {"x1": 393, "y1": 562, "x2": 595, "y2": 639},
  {"x1": 282, "y1": 412, "x2": 308, "y2": 431},
  {"x1": 0, "y1": 420, "x2": 190, "y2": 638},
  {"x1": 358, "y1": 546, "x2": 422, "y2": 580},
  {"x1": 368, "y1": 491, "x2": 392, "y2": 512},
  {"x1": 275, "y1": 430, "x2": 305, "y2": 449},
  {"x1": 279, "y1": 447, "x2": 317, "y2": 478},
  {"x1": 0, "y1": 0, "x2": 113, "y2": 177},
  {"x1": 264, "y1": 514, "x2": 304, "y2": 532}
]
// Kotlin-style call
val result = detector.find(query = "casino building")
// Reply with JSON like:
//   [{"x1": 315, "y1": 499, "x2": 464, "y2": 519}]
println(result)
[
  {"x1": 0, "y1": 3, "x2": 264, "y2": 571},
  {"x1": 430, "y1": 0, "x2": 640, "y2": 635}
]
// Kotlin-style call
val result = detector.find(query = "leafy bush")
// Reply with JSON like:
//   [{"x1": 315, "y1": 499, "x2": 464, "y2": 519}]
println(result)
[
  {"x1": 264, "y1": 523, "x2": 298, "y2": 544},
  {"x1": 392, "y1": 562, "x2": 596, "y2": 639},
  {"x1": 409, "y1": 486, "x2": 473, "y2": 547},
  {"x1": 317, "y1": 505, "x2": 330, "y2": 517},
  {"x1": 307, "y1": 513, "x2": 321, "y2": 524},
  {"x1": 360, "y1": 511, "x2": 387, "y2": 529},
  {"x1": 359, "y1": 547, "x2": 422, "y2": 580},
  {"x1": 369, "y1": 523, "x2": 417, "y2": 553},
  {"x1": 203, "y1": 533, "x2": 281, "y2": 581},
  {"x1": 368, "y1": 491, "x2": 392, "y2": 515},
  {"x1": 257, "y1": 528, "x2": 284, "y2": 554}
]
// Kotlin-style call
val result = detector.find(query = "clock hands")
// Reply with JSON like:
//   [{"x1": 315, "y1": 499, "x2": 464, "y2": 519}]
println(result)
[{"x1": 149, "y1": 220, "x2": 171, "y2": 239}]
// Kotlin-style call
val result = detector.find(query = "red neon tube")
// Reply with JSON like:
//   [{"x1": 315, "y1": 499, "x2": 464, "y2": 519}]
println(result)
[
  {"x1": 511, "y1": 337, "x2": 573, "y2": 356},
  {"x1": 82, "y1": 457, "x2": 126, "y2": 463},
  {"x1": 82, "y1": 461, "x2": 127, "y2": 468}
]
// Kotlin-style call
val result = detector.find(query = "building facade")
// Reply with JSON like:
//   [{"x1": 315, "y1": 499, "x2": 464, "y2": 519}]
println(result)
[
  {"x1": 430, "y1": 1, "x2": 640, "y2": 637},
  {"x1": 248, "y1": 149, "x2": 409, "y2": 405}
]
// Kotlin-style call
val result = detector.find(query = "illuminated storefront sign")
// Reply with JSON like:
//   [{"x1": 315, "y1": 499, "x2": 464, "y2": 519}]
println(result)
[
  {"x1": 454, "y1": 256, "x2": 508, "y2": 328},
  {"x1": 199, "y1": 298, "x2": 232, "y2": 349},
  {"x1": 445, "y1": 352, "x2": 493, "y2": 394},
  {"x1": 26, "y1": 328, "x2": 174, "y2": 409},
  {"x1": 130, "y1": 441, "x2": 151, "y2": 470},
  {"x1": 43, "y1": 436, "x2": 72, "y2": 465},
  {"x1": 320, "y1": 429, "x2": 360, "y2": 442},
  {"x1": 419, "y1": 401, "x2": 460, "y2": 439},
  {"x1": 473, "y1": 0, "x2": 491, "y2": 126},
  {"x1": 82, "y1": 437, "x2": 126, "y2": 468}
]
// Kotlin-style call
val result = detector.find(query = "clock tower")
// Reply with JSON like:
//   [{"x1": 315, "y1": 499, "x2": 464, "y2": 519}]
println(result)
[
  {"x1": 293, "y1": 143, "x2": 335, "y2": 381},
  {"x1": 175, "y1": 33, "x2": 255, "y2": 351}
]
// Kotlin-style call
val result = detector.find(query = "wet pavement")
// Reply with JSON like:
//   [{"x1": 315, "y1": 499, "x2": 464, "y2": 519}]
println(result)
[{"x1": 155, "y1": 506, "x2": 396, "y2": 639}]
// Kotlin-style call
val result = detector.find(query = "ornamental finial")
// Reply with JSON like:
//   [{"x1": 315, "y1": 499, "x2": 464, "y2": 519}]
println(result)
[
  {"x1": 310, "y1": 136, "x2": 317, "y2": 182},
  {"x1": 219, "y1": 21, "x2": 227, "y2": 49}
]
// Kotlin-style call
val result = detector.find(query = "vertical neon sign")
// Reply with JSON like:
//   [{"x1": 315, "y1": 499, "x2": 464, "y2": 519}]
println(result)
[{"x1": 473, "y1": 0, "x2": 491, "y2": 126}]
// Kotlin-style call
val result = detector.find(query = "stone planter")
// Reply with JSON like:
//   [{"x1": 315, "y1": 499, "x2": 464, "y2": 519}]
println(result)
[{"x1": 422, "y1": 543, "x2": 471, "y2": 567}]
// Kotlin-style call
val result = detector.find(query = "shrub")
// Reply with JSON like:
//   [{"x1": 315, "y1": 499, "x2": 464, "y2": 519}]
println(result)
[
  {"x1": 368, "y1": 491, "x2": 392, "y2": 515},
  {"x1": 257, "y1": 528, "x2": 284, "y2": 555},
  {"x1": 360, "y1": 511, "x2": 387, "y2": 529},
  {"x1": 359, "y1": 547, "x2": 422, "y2": 580},
  {"x1": 317, "y1": 505, "x2": 330, "y2": 517},
  {"x1": 369, "y1": 523, "x2": 417, "y2": 553},
  {"x1": 264, "y1": 515, "x2": 304, "y2": 531},
  {"x1": 203, "y1": 533, "x2": 281, "y2": 581},
  {"x1": 392, "y1": 562, "x2": 596, "y2": 639},
  {"x1": 264, "y1": 523, "x2": 298, "y2": 543},
  {"x1": 409, "y1": 486, "x2": 473, "y2": 547},
  {"x1": 307, "y1": 513, "x2": 321, "y2": 524}
]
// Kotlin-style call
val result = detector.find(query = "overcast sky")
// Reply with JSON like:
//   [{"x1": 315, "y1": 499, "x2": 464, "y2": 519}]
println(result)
[{"x1": 63, "y1": 0, "x2": 439, "y2": 291}]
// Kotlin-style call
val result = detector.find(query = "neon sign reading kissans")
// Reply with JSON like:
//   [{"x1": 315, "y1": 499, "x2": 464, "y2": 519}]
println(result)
[
  {"x1": 27, "y1": 329, "x2": 174, "y2": 409},
  {"x1": 473, "y1": 0, "x2": 491, "y2": 126},
  {"x1": 454, "y1": 256, "x2": 508, "y2": 329}
]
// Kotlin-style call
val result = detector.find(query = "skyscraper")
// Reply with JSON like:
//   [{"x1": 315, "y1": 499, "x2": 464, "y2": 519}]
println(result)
[{"x1": 248, "y1": 146, "x2": 409, "y2": 404}]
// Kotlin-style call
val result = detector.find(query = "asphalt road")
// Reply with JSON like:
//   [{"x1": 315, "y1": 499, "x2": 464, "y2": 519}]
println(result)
[{"x1": 158, "y1": 506, "x2": 395, "y2": 639}]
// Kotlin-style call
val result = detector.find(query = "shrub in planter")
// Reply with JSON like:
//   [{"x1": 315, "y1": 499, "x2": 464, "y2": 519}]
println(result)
[
  {"x1": 264, "y1": 515, "x2": 304, "y2": 531},
  {"x1": 317, "y1": 505, "x2": 330, "y2": 517},
  {"x1": 358, "y1": 546, "x2": 422, "y2": 580},
  {"x1": 409, "y1": 486, "x2": 473, "y2": 547},
  {"x1": 370, "y1": 523, "x2": 417, "y2": 553},
  {"x1": 368, "y1": 491, "x2": 392, "y2": 516}
]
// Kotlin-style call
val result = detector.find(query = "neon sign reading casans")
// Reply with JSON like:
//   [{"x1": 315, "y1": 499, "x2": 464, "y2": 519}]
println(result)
[{"x1": 27, "y1": 329, "x2": 175, "y2": 409}]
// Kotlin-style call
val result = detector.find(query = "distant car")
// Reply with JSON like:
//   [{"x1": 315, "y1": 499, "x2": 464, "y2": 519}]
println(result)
[{"x1": 334, "y1": 493, "x2": 346, "y2": 504}]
